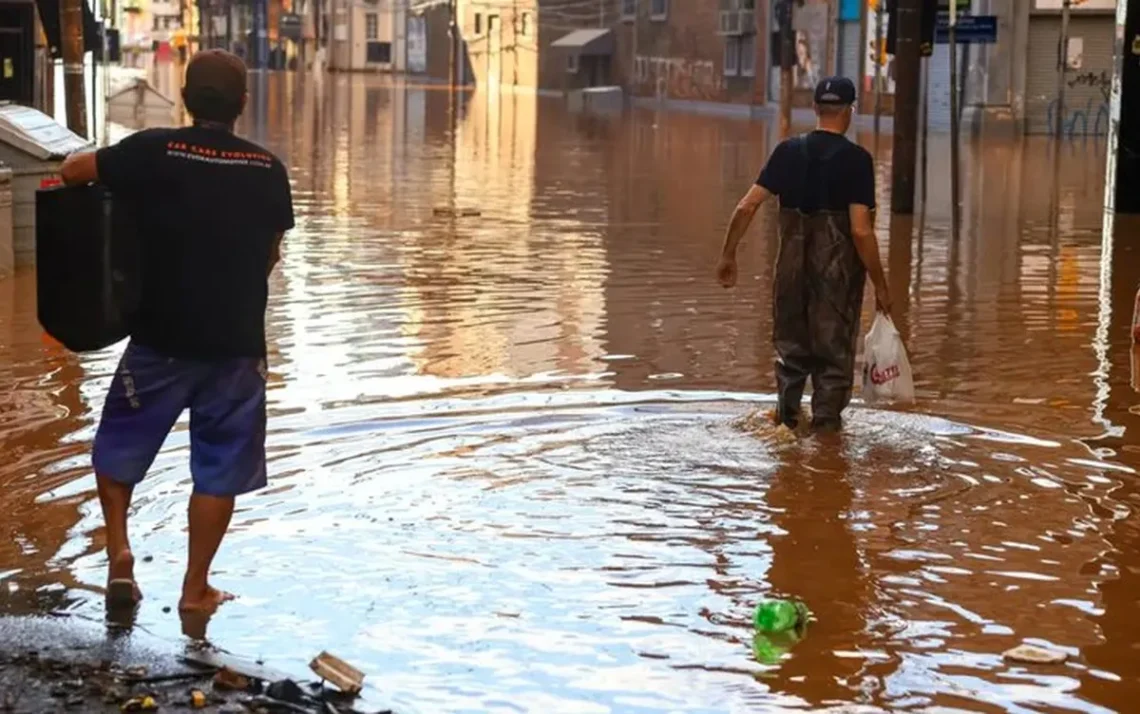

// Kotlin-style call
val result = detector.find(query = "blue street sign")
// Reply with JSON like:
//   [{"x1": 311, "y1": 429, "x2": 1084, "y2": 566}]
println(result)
[{"x1": 935, "y1": 14, "x2": 998, "y2": 44}]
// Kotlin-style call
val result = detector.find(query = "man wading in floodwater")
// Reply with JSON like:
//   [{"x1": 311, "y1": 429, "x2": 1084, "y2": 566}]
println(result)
[
  {"x1": 60, "y1": 50, "x2": 294, "y2": 614},
  {"x1": 716, "y1": 76, "x2": 890, "y2": 432}
]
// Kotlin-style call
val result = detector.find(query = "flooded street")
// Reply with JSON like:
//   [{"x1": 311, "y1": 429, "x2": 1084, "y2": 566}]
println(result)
[{"x1": 4, "y1": 73, "x2": 1140, "y2": 712}]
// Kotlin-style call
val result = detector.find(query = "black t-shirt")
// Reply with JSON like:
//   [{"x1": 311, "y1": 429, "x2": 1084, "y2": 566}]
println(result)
[
  {"x1": 96, "y1": 126, "x2": 294, "y2": 359},
  {"x1": 756, "y1": 130, "x2": 876, "y2": 213}
]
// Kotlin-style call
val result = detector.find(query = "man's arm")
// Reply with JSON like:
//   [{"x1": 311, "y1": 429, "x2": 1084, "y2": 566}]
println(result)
[
  {"x1": 720, "y1": 184, "x2": 772, "y2": 260},
  {"x1": 848, "y1": 148, "x2": 890, "y2": 313},
  {"x1": 716, "y1": 184, "x2": 771, "y2": 289},
  {"x1": 60, "y1": 151, "x2": 99, "y2": 186},
  {"x1": 849, "y1": 204, "x2": 891, "y2": 314},
  {"x1": 61, "y1": 131, "x2": 159, "y2": 193}
]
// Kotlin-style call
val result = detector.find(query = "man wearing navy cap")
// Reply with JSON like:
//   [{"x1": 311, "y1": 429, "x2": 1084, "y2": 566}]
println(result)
[{"x1": 715, "y1": 76, "x2": 891, "y2": 432}]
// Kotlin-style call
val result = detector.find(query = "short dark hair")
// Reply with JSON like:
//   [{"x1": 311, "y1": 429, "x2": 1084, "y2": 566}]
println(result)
[
  {"x1": 183, "y1": 86, "x2": 243, "y2": 124},
  {"x1": 182, "y1": 50, "x2": 247, "y2": 124}
]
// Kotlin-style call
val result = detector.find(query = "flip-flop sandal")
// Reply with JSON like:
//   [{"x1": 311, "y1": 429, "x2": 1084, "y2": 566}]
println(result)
[{"x1": 106, "y1": 578, "x2": 139, "y2": 608}]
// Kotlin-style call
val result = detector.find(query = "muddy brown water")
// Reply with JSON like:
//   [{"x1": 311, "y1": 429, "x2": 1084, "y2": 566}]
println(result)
[{"x1": 3, "y1": 73, "x2": 1140, "y2": 712}]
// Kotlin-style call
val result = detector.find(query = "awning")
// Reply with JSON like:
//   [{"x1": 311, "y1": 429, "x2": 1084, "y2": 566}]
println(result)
[{"x1": 551, "y1": 28, "x2": 614, "y2": 56}]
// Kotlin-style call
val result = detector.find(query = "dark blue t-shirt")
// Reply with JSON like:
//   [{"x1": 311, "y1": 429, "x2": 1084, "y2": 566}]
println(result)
[
  {"x1": 756, "y1": 130, "x2": 876, "y2": 213},
  {"x1": 96, "y1": 126, "x2": 294, "y2": 359}
]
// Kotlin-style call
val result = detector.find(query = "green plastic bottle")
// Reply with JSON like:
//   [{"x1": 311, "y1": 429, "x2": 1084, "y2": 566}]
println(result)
[{"x1": 753, "y1": 599, "x2": 809, "y2": 634}]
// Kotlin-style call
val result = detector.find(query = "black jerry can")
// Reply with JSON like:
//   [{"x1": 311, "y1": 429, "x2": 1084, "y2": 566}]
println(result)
[{"x1": 35, "y1": 183, "x2": 139, "y2": 353}]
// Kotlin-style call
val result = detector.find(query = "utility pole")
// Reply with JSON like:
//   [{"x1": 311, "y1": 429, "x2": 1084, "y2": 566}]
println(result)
[
  {"x1": 447, "y1": 0, "x2": 457, "y2": 87},
  {"x1": 948, "y1": 0, "x2": 960, "y2": 238},
  {"x1": 61, "y1": 0, "x2": 88, "y2": 138},
  {"x1": 873, "y1": 0, "x2": 884, "y2": 137},
  {"x1": 1055, "y1": 0, "x2": 1072, "y2": 138},
  {"x1": 920, "y1": 55, "x2": 930, "y2": 210},
  {"x1": 777, "y1": 0, "x2": 794, "y2": 138},
  {"x1": 889, "y1": 0, "x2": 921, "y2": 214}
]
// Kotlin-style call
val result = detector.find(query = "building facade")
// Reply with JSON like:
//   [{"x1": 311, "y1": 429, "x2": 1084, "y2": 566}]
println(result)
[
  {"x1": 398, "y1": 0, "x2": 1112, "y2": 136},
  {"x1": 327, "y1": 0, "x2": 405, "y2": 72}
]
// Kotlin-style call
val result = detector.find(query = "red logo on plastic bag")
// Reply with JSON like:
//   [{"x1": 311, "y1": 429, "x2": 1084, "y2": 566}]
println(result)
[{"x1": 869, "y1": 364, "x2": 900, "y2": 385}]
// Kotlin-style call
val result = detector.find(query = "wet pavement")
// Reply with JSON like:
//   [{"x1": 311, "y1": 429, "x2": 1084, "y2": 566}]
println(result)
[{"x1": 3, "y1": 72, "x2": 1140, "y2": 712}]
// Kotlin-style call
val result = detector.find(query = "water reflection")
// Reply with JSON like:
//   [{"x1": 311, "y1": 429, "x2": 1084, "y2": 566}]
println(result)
[
  {"x1": 0, "y1": 73, "x2": 1136, "y2": 711},
  {"x1": 764, "y1": 437, "x2": 869, "y2": 708}
]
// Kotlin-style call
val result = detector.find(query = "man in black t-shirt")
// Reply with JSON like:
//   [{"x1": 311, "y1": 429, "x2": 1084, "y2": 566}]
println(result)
[
  {"x1": 60, "y1": 49, "x2": 294, "y2": 615},
  {"x1": 715, "y1": 77, "x2": 891, "y2": 432}
]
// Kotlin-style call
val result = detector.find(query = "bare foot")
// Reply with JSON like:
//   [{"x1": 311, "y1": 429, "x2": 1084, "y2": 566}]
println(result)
[
  {"x1": 178, "y1": 585, "x2": 235, "y2": 614},
  {"x1": 106, "y1": 549, "x2": 142, "y2": 604}
]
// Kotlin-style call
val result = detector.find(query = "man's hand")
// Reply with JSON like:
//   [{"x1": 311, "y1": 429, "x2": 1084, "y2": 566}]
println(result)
[
  {"x1": 875, "y1": 283, "x2": 892, "y2": 315},
  {"x1": 716, "y1": 256, "x2": 738, "y2": 289}
]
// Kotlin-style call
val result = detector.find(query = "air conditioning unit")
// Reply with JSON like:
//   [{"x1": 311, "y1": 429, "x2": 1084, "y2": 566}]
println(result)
[{"x1": 718, "y1": 9, "x2": 742, "y2": 35}]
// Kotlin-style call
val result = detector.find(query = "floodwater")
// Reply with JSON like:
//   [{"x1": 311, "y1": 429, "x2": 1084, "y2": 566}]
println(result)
[{"x1": 3, "y1": 72, "x2": 1140, "y2": 712}]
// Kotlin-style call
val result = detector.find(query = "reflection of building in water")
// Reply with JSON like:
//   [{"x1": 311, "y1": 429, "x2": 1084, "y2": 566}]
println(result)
[
  {"x1": 264, "y1": 75, "x2": 414, "y2": 409},
  {"x1": 398, "y1": 89, "x2": 608, "y2": 380},
  {"x1": 597, "y1": 109, "x2": 774, "y2": 392}
]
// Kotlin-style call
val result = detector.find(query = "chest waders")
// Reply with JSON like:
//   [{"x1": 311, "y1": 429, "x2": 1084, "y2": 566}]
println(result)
[{"x1": 772, "y1": 139, "x2": 867, "y2": 430}]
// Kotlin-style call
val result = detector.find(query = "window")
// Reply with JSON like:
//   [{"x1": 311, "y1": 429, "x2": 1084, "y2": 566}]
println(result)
[
  {"x1": 724, "y1": 36, "x2": 756, "y2": 77},
  {"x1": 566, "y1": 53, "x2": 579, "y2": 74},
  {"x1": 520, "y1": 11, "x2": 529, "y2": 36},
  {"x1": 367, "y1": 41, "x2": 391, "y2": 64},
  {"x1": 474, "y1": 12, "x2": 482, "y2": 34},
  {"x1": 723, "y1": 38, "x2": 739, "y2": 76},
  {"x1": 365, "y1": 13, "x2": 378, "y2": 40},
  {"x1": 650, "y1": 0, "x2": 667, "y2": 20},
  {"x1": 740, "y1": 33, "x2": 755, "y2": 76},
  {"x1": 621, "y1": 0, "x2": 636, "y2": 20}
]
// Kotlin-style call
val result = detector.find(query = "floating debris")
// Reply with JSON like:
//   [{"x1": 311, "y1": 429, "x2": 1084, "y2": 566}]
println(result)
[
  {"x1": 432, "y1": 207, "x2": 482, "y2": 218},
  {"x1": 309, "y1": 651, "x2": 365, "y2": 696},
  {"x1": 1002, "y1": 644, "x2": 1068, "y2": 665}
]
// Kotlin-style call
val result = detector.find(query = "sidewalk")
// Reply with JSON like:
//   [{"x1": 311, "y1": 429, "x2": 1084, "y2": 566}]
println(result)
[{"x1": 0, "y1": 614, "x2": 386, "y2": 713}]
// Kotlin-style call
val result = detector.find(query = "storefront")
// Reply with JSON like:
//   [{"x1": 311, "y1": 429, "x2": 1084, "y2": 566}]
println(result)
[{"x1": 1024, "y1": 0, "x2": 1115, "y2": 135}]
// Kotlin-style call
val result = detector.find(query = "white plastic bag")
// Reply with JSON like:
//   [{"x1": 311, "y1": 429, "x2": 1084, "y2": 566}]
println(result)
[{"x1": 861, "y1": 314, "x2": 915, "y2": 405}]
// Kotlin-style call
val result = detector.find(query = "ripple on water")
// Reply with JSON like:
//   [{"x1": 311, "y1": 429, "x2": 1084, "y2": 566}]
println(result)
[{"x1": 0, "y1": 75, "x2": 1133, "y2": 713}]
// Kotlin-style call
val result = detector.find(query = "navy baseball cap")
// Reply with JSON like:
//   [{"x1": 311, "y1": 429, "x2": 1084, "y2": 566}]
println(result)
[{"x1": 814, "y1": 76, "x2": 856, "y2": 106}]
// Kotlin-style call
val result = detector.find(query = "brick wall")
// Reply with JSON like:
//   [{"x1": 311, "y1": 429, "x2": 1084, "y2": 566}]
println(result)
[{"x1": 619, "y1": 0, "x2": 767, "y2": 105}]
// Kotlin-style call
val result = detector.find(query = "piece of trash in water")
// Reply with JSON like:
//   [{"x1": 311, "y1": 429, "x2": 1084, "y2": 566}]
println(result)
[
  {"x1": 265, "y1": 678, "x2": 306, "y2": 704},
  {"x1": 432, "y1": 207, "x2": 482, "y2": 218},
  {"x1": 212, "y1": 666, "x2": 250, "y2": 691},
  {"x1": 1002, "y1": 644, "x2": 1068, "y2": 665},
  {"x1": 124, "y1": 665, "x2": 149, "y2": 678},
  {"x1": 309, "y1": 651, "x2": 364, "y2": 696},
  {"x1": 754, "y1": 599, "x2": 810, "y2": 634},
  {"x1": 120, "y1": 695, "x2": 158, "y2": 712},
  {"x1": 752, "y1": 629, "x2": 805, "y2": 665},
  {"x1": 190, "y1": 689, "x2": 207, "y2": 708}
]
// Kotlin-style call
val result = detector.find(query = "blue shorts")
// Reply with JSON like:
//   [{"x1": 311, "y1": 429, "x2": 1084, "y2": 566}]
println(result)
[{"x1": 92, "y1": 341, "x2": 268, "y2": 497}]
